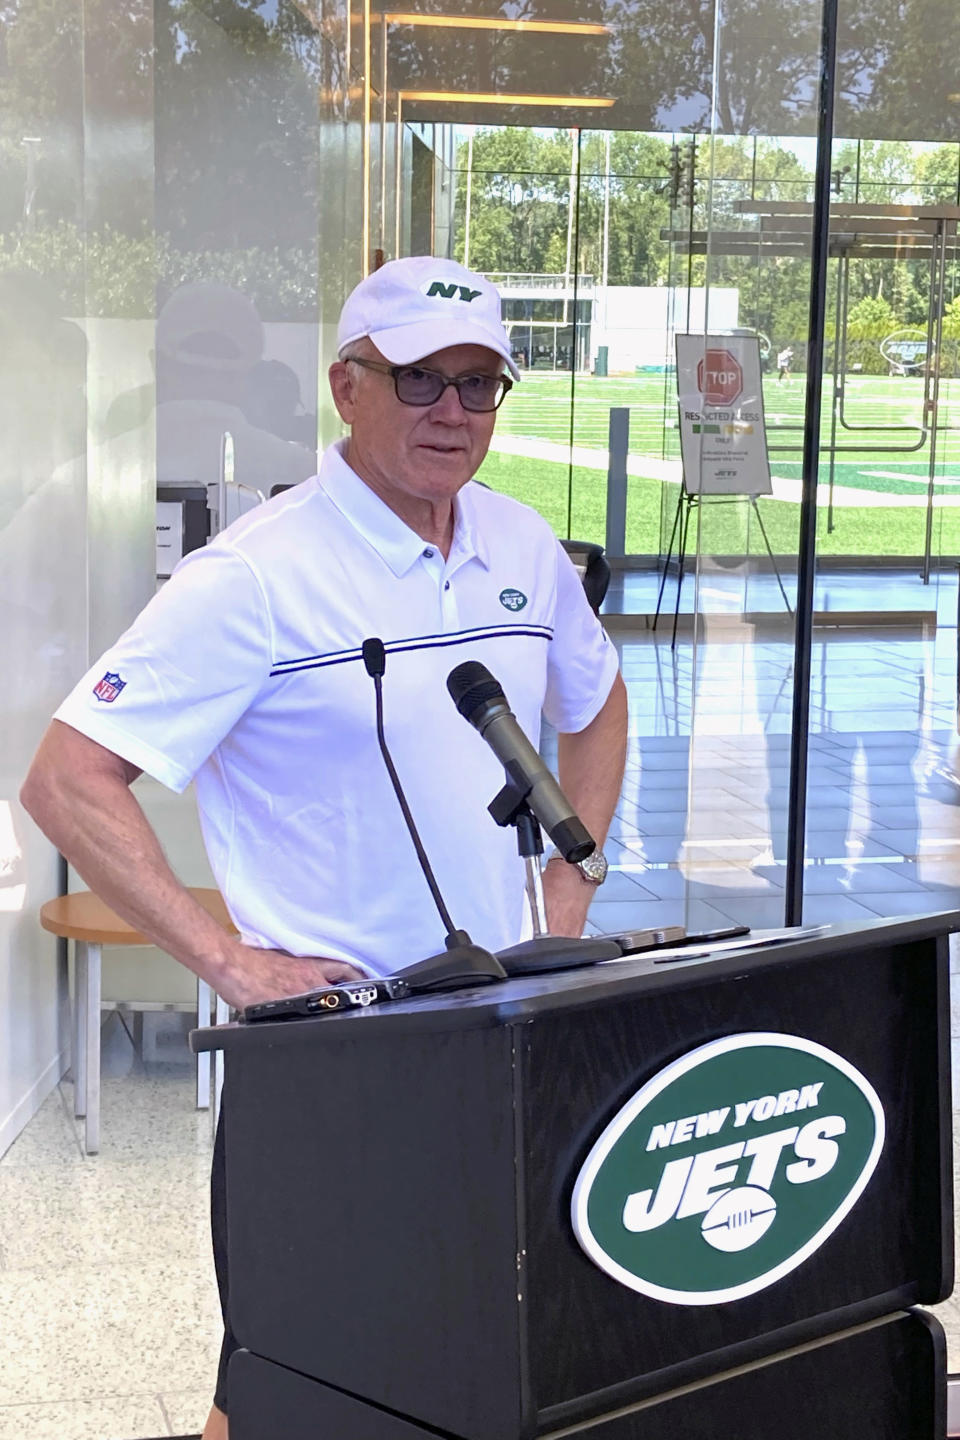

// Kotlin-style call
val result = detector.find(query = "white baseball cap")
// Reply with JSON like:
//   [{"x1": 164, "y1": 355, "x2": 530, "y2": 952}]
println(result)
[{"x1": 337, "y1": 256, "x2": 520, "y2": 381}]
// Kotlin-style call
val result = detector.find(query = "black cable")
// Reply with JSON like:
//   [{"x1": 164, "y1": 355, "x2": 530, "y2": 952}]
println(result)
[{"x1": 371, "y1": 673, "x2": 458, "y2": 937}]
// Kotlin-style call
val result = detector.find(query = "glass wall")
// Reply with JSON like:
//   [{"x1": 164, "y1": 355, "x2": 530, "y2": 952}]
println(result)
[
  {"x1": 368, "y1": 1, "x2": 960, "y2": 948},
  {"x1": 5, "y1": 0, "x2": 960, "y2": 1018},
  {"x1": 5, "y1": 0, "x2": 960, "y2": 1408},
  {"x1": 6, "y1": 0, "x2": 959, "y2": 990},
  {"x1": 0, "y1": 0, "x2": 369, "y2": 1151},
  {"x1": 1, "y1": 0, "x2": 90, "y2": 1149}
]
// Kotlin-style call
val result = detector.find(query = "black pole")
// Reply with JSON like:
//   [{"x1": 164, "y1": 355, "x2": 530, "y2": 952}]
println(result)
[
  {"x1": 784, "y1": 0, "x2": 839, "y2": 927},
  {"x1": 566, "y1": 129, "x2": 583, "y2": 538},
  {"x1": 56, "y1": 850, "x2": 69, "y2": 977}
]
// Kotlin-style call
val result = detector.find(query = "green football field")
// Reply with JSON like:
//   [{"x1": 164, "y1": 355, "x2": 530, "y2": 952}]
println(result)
[{"x1": 476, "y1": 371, "x2": 960, "y2": 557}]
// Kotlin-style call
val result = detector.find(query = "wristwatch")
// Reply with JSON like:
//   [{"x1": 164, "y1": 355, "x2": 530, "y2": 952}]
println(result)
[
  {"x1": 547, "y1": 848, "x2": 609, "y2": 886},
  {"x1": 576, "y1": 848, "x2": 609, "y2": 886}
]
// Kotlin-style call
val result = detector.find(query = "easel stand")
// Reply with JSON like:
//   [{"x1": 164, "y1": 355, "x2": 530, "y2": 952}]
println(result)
[{"x1": 653, "y1": 485, "x2": 793, "y2": 647}]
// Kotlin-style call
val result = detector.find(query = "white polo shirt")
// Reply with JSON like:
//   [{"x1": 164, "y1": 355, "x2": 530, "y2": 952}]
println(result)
[{"x1": 56, "y1": 441, "x2": 620, "y2": 975}]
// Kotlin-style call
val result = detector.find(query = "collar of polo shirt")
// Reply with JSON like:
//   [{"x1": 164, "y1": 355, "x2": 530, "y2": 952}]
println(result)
[{"x1": 320, "y1": 440, "x2": 491, "y2": 577}]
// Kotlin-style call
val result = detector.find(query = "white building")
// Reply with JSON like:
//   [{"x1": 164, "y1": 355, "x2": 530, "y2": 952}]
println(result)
[{"x1": 488, "y1": 273, "x2": 740, "y2": 374}]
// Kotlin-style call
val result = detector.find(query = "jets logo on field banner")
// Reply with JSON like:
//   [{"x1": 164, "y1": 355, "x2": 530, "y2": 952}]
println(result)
[
  {"x1": 571, "y1": 1033, "x2": 884, "y2": 1305},
  {"x1": 499, "y1": 588, "x2": 527, "y2": 612},
  {"x1": 92, "y1": 671, "x2": 126, "y2": 703}
]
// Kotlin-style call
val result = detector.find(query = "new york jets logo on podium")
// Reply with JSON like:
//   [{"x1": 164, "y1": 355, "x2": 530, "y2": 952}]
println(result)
[{"x1": 571, "y1": 1033, "x2": 884, "y2": 1305}]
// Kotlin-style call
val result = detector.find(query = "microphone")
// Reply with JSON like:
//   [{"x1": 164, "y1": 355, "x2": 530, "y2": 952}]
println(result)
[
  {"x1": 446, "y1": 658, "x2": 621, "y2": 976},
  {"x1": 361, "y1": 639, "x2": 505, "y2": 992},
  {"x1": 446, "y1": 661, "x2": 595, "y2": 864}
]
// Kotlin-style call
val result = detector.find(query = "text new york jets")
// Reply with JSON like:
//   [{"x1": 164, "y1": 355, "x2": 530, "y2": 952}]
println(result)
[{"x1": 572, "y1": 1032, "x2": 884, "y2": 1304}]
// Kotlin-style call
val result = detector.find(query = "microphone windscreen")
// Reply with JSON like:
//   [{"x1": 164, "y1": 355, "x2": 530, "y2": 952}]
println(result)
[
  {"x1": 447, "y1": 661, "x2": 506, "y2": 723},
  {"x1": 362, "y1": 637, "x2": 386, "y2": 678}
]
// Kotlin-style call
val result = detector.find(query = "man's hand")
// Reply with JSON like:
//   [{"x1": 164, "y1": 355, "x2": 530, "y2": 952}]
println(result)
[{"x1": 219, "y1": 945, "x2": 364, "y2": 1011}]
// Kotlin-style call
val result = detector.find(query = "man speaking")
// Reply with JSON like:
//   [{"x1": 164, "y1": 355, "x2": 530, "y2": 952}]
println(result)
[{"x1": 21, "y1": 256, "x2": 628, "y2": 1437}]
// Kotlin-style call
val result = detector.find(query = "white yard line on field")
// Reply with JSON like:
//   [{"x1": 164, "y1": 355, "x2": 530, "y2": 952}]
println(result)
[{"x1": 863, "y1": 470, "x2": 960, "y2": 486}]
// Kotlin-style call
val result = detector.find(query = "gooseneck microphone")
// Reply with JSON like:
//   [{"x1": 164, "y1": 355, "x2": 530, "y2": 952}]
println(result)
[
  {"x1": 446, "y1": 661, "x2": 595, "y2": 864},
  {"x1": 361, "y1": 639, "x2": 505, "y2": 992},
  {"x1": 363, "y1": 638, "x2": 459, "y2": 938}
]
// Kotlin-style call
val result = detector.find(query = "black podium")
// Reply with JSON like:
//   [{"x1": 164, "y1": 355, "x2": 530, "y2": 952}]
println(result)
[{"x1": 193, "y1": 913, "x2": 956, "y2": 1438}]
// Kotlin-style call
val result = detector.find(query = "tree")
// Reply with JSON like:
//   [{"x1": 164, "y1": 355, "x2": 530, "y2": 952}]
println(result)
[
  {"x1": 831, "y1": 139, "x2": 918, "y2": 205},
  {"x1": 854, "y1": 0, "x2": 960, "y2": 142},
  {"x1": 846, "y1": 294, "x2": 897, "y2": 337},
  {"x1": 914, "y1": 145, "x2": 960, "y2": 204},
  {"x1": 156, "y1": 0, "x2": 323, "y2": 256},
  {"x1": 0, "y1": 0, "x2": 84, "y2": 229},
  {"x1": 601, "y1": 0, "x2": 826, "y2": 135},
  {"x1": 589, "y1": 132, "x2": 674, "y2": 286},
  {"x1": 939, "y1": 295, "x2": 960, "y2": 340},
  {"x1": 686, "y1": 138, "x2": 818, "y2": 348},
  {"x1": 454, "y1": 128, "x2": 578, "y2": 275},
  {"x1": 455, "y1": 128, "x2": 676, "y2": 285}
]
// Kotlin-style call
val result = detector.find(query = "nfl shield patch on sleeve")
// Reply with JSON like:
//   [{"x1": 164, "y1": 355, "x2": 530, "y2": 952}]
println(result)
[{"x1": 92, "y1": 671, "x2": 126, "y2": 703}]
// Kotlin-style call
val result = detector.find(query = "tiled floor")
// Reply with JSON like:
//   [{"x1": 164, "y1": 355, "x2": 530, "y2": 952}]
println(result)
[
  {"x1": 605, "y1": 556, "x2": 959, "y2": 625},
  {"x1": 0, "y1": 1017, "x2": 220, "y2": 1439},
  {"x1": 585, "y1": 613, "x2": 960, "y2": 937},
  {"x1": 4, "y1": 584, "x2": 960, "y2": 1438}
]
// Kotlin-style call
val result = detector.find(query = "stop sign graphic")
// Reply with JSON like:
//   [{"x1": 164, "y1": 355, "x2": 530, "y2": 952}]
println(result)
[{"x1": 697, "y1": 349, "x2": 743, "y2": 406}]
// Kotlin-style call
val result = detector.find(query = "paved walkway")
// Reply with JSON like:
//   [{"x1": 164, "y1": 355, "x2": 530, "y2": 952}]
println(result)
[{"x1": 487, "y1": 433, "x2": 960, "y2": 508}]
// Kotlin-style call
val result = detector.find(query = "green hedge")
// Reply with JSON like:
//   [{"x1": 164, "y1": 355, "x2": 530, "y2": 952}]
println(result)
[{"x1": 0, "y1": 223, "x2": 318, "y2": 319}]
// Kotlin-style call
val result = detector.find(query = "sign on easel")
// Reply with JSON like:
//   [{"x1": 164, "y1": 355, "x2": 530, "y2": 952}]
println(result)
[{"x1": 676, "y1": 336, "x2": 772, "y2": 496}]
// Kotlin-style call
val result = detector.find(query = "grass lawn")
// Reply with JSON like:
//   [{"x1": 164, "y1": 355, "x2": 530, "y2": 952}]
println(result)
[
  {"x1": 479, "y1": 371, "x2": 960, "y2": 558},
  {"x1": 476, "y1": 450, "x2": 960, "y2": 557}
]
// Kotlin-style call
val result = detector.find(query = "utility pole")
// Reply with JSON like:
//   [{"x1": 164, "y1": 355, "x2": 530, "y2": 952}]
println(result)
[
  {"x1": 21, "y1": 136, "x2": 41, "y2": 232},
  {"x1": 563, "y1": 128, "x2": 578, "y2": 326},
  {"x1": 463, "y1": 128, "x2": 475, "y2": 269}
]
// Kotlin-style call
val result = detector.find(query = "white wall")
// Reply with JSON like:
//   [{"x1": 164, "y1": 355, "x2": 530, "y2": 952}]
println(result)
[
  {"x1": 0, "y1": 359, "x2": 89, "y2": 1156},
  {"x1": 0, "y1": 317, "x2": 324, "y2": 1160},
  {"x1": 1, "y1": 318, "x2": 159, "y2": 1157},
  {"x1": 0, "y1": 0, "x2": 342, "y2": 1160}
]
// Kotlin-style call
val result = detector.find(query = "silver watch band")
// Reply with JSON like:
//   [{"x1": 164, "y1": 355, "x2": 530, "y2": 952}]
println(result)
[{"x1": 545, "y1": 848, "x2": 608, "y2": 885}]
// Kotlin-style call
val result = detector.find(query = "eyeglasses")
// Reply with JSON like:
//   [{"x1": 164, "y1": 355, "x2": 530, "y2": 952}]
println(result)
[{"x1": 347, "y1": 356, "x2": 512, "y2": 412}]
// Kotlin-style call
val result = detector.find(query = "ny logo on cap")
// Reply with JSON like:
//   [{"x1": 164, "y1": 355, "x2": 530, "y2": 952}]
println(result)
[{"x1": 422, "y1": 280, "x2": 483, "y2": 303}]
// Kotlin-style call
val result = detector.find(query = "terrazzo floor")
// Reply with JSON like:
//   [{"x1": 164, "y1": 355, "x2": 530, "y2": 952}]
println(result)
[
  {"x1": 6, "y1": 596, "x2": 960, "y2": 1438},
  {"x1": 0, "y1": 1018, "x2": 219, "y2": 1440}
]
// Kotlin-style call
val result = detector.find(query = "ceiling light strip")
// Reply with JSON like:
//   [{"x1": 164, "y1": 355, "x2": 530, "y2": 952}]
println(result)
[
  {"x1": 399, "y1": 90, "x2": 615, "y2": 107},
  {"x1": 383, "y1": 14, "x2": 609, "y2": 33}
]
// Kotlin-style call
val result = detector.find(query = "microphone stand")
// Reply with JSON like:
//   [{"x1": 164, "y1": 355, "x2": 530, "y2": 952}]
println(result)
[
  {"x1": 487, "y1": 781, "x2": 622, "y2": 975},
  {"x1": 488, "y1": 780, "x2": 548, "y2": 935}
]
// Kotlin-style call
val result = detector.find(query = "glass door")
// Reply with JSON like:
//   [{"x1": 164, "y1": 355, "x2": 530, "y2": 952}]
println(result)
[
  {"x1": 362, "y1": 0, "x2": 960, "y2": 970},
  {"x1": 450, "y1": 124, "x2": 584, "y2": 541}
]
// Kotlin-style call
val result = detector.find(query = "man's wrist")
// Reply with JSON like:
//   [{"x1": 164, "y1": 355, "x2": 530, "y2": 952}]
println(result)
[
  {"x1": 544, "y1": 848, "x2": 608, "y2": 886},
  {"x1": 194, "y1": 929, "x2": 246, "y2": 997}
]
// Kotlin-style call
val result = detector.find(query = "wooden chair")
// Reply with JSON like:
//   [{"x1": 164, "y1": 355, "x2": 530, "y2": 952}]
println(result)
[{"x1": 40, "y1": 888, "x2": 236, "y2": 1154}]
